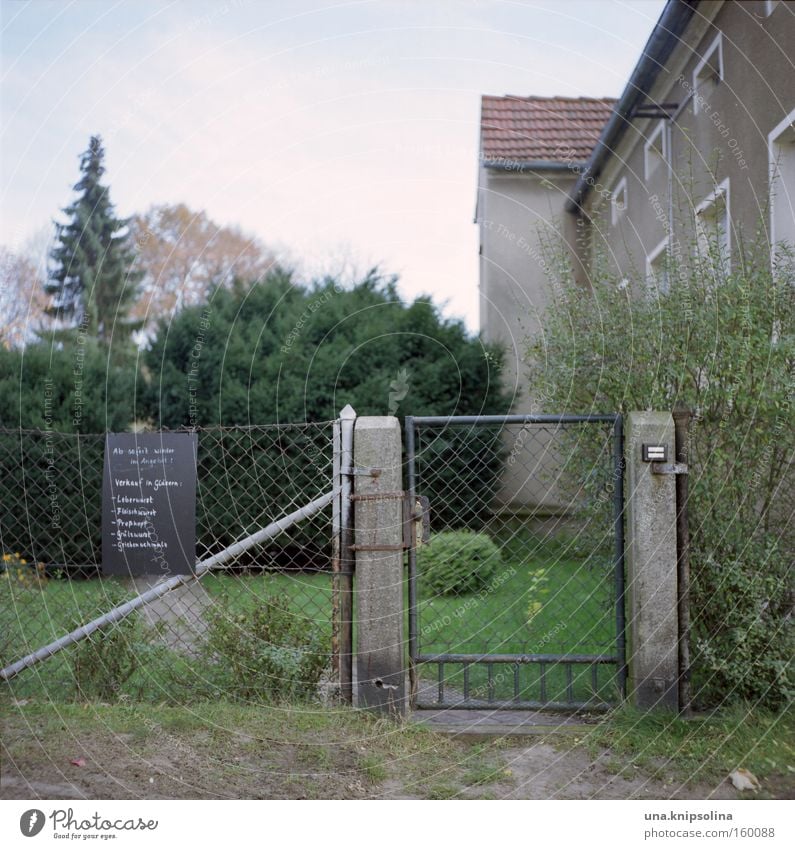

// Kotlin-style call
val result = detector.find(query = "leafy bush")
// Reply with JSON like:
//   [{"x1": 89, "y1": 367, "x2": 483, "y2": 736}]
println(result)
[
  {"x1": 65, "y1": 584, "x2": 148, "y2": 701},
  {"x1": 528, "y1": 231, "x2": 794, "y2": 708},
  {"x1": 420, "y1": 531, "x2": 502, "y2": 596},
  {"x1": 0, "y1": 269, "x2": 509, "y2": 569},
  {"x1": 199, "y1": 591, "x2": 328, "y2": 702}
]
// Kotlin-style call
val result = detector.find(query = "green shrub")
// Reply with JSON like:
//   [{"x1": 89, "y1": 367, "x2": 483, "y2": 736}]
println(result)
[
  {"x1": 199, "y1": 591, "x2": 328, "y2": 702},
  {"x1": 420, "y1": 531, "x2": 502, "y2": 596},
  {"x1": 528, "y1": 227, "x2": 795, "y2": 708},
  {"x1": 0, "y1": 270, "x2": 510, "y2": 570}
]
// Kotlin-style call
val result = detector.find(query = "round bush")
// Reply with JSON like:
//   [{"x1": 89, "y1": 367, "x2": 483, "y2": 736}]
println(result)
[{"x1": 420, "y1": 530, "x2": 501, "y2": 596}]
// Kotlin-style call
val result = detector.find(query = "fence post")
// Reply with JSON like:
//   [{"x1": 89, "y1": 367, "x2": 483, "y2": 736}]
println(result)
[
  {"x1": 625, "y1": 411, "x2": 679, "y2": 710},
  {"x1": 332, "y1": 405, "x2": 355, "y2": 703},
  {"x1": 353, "y1": 416, "x2": 407, "y2": 716}
]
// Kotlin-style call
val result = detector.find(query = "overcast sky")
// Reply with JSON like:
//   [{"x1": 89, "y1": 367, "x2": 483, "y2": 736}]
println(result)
[{"x1": 1, "y1": 0, "x2": 666, "y2": 331}]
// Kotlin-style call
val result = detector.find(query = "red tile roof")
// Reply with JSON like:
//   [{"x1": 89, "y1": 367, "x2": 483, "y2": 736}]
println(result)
[{"x1": 480, "y1": 95, "x2": 617, "y2": 166}]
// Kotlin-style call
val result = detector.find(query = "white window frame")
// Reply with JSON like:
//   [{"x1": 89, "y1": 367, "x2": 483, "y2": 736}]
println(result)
[
  {"x1": 695, "y1": 177, "x2": 731, "y2": 271},
  {"x1": 768, "y1": 107, "x2": 795, "y2": 250},
  {"x1": 692, "y1": 32, "x2": 723, "y2": 114},
  {"x1": 646, "y1": 236, "x2": 670, "y2": 293},
  {"x1": 644, "y1": 121, "x2": 667, "y2": 180},
  {"x1": 611, "y1": 176, "x2": 628, "y2": 226}
]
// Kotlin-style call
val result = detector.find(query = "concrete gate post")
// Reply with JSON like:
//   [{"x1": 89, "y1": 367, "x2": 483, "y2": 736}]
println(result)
[
  {"x1": 352, "y1": 416, "x2": 407, "y2": 716},
  {"x1": 625, "y1": 411, "x2": 680, "y2": 710}
]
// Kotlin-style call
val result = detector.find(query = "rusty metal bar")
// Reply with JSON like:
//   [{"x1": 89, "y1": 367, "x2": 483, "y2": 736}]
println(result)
[
  {"x1": 415, "y1": 698, "x2": 613, "y2": 712},
  {"x1": 613, "y1": 414, "x2": 627, "y2": 700},
  {"x1": 405, "y1": 416, "x2": 418, "y2": 705},
  {"x1": 416, "y1": 652, "x2": 617, "y2": 664},
  {"x1": 331, "y1": 418, "x2": 342, "y2": 679},
  {"x1": 673, "y1": 403, "x2": 693, "y2": 715},
  {"x1": 338, "y1": 405, "x2": 356, "y2": 704}
]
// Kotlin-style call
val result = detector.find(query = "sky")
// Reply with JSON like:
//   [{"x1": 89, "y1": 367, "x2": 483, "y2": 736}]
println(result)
[{"x1": 0, "y1": 0, "x2": 666, "y2": 331}]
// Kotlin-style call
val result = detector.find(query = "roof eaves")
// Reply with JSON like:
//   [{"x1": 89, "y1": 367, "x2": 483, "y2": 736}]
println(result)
[{"x1": 482, "y1": 158, "x2": 588, "y2": 173}]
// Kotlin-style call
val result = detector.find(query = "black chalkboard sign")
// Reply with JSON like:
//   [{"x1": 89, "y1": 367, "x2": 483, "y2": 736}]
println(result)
[{"x1": 102, "y1": 433, "x2": 198, "y2": 576}]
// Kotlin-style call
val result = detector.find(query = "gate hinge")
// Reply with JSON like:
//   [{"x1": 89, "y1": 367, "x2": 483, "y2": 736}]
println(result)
[
  {"x1": 651, "y1": 462, "x2": 688, "y2": 475},
  {"x1": 348, "y1": 493, "x2": 431, "y2": 552},
  {"x1": 405, "y1": 494, "x2": 431, "y2": 548}
]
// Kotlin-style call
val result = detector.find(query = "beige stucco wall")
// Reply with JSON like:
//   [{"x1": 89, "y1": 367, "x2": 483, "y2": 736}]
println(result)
[
  {"x1": 584, "y1": 0, "x2": 795, "y2": 274},
  {"x1": 477, "y1": 167, "x2": 579, "y2": 407},
  {"x1": 477, "y1": 166, "x2": 579, "y2": 515}
]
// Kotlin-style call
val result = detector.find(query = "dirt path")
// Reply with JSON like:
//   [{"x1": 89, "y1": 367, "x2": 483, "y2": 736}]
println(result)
[
  {"x1": 2, "y1": 701, "x2": 788, "y2": 800},
  {"x1": 487, "y1": 740, "x2": 740, "y2": 800}
]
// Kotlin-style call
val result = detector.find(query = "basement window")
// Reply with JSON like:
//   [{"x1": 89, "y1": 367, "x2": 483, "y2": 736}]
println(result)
[{"x1": 692, "y1": 33, "x2": 723, "y2": 113}]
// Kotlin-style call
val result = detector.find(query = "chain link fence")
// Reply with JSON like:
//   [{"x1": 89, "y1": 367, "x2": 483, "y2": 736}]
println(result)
[
  {"x1": 0, "y1": 423, "x2": 336, "y2": 705},
  {"x1": 408, "y1": 415, "x2": 624, "y2": 709}
]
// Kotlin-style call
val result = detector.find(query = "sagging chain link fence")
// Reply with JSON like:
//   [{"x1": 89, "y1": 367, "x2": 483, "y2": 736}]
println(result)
[
  {"x1": 0, "y1": 423, "x2": 336, "y2": 704},
  {"x1": 407, "y1": 415, "x2": 625, "y2": 709}
]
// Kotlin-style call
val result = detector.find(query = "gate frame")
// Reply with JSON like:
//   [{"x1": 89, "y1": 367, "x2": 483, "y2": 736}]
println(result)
[{"x1": 405, "y1": 413, "x2": 626, "y2": 711}]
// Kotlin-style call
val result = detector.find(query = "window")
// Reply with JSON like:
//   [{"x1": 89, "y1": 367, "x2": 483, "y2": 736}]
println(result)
[
  {"x1": 764, "y1": 1, "x2": 779, "y2": 16},
  {"x1": 644, "y1": 122, "x2": 667, "y2": 179},
  {"x1": 646, "y1": 237, "x2": 670, "y2": 293},
  {"x1": 611, "y1": 177, "x2": 628, "y2": 226},
  {"x1": 695, "y1": 178, "x2": 731, "y2": 273},
  {"x1": 692, "y1": 33, "x2": 723, "y2": 113},
  {"x1": 768, "y1": 109, "x2": 795, "y2": 252}
]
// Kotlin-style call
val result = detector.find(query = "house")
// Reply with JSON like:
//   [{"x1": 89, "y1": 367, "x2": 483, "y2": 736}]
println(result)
[{"x1": 477, "y1": 0, "x2": 795, "y2": 517}]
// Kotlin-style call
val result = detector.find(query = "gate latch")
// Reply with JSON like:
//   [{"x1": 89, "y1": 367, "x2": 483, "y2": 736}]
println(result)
[
  {"x1": 650, "y1": 462, "x2": 688, "y2": 476},
  {"x1": 404, "y1": 494, "x2": 431, "y2": 548}
]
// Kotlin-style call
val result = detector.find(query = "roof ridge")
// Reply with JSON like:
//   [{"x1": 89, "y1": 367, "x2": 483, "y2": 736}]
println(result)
[{"x1": 483, "y1": 94, "x2": 617, "y2": 102}]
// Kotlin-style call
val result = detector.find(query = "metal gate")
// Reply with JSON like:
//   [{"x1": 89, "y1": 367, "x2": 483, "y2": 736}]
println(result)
[{"x1": 406, "y1": 414, "x2": 626, "y2": 711}]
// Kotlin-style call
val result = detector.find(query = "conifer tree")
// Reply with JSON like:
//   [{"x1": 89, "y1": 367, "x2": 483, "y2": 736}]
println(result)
[{"x1": 46, "y1": 136, "x2": 141, "y2": 344}]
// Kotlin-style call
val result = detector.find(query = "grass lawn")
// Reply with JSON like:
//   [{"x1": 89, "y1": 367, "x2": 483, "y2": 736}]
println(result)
[
  {"x1": 566, "y1": 704, "x2": 795, "y2": 796},
  {"x1": 1, "y1": 529, "x2": 617, "y2": 705},
  {"x1": 415, "y1": 529, "x2": 619, "y2": 706},
  {"x1": 0, "y1": 570, "x2": 335, "y2": 702}
]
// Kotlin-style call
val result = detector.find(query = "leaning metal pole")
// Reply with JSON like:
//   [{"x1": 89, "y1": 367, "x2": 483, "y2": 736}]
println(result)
[{"x1": 0, "y1": 489, "x2": 336, "y2": 682}]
